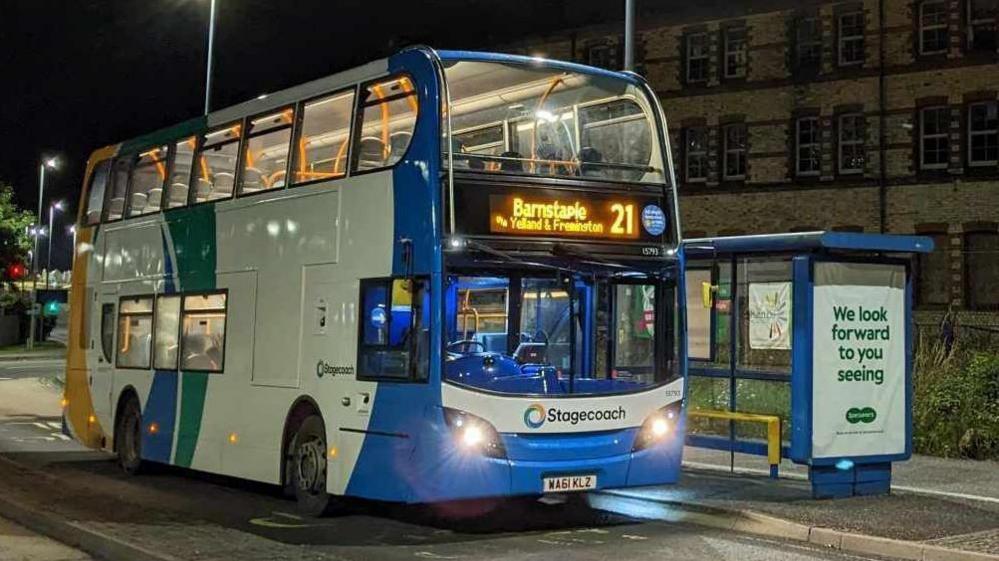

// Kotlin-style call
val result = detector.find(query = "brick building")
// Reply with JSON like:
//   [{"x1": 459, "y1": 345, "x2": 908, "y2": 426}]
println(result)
[{"x1": 500, "y1": 0, "x2": 999, "y2": 322}]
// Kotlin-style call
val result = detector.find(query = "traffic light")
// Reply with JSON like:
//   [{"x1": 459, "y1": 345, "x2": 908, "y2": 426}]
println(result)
[
  {"x1": 43, "y1": 300, "x2": 61, "y2": 317},
  {"x1": 7, "y1": 263, "x2": 25, "y2": 280}
]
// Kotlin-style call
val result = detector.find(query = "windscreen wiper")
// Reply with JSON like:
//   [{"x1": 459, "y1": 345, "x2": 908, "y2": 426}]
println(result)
[
  {"x1": 551, "y1": 243, "x2": 633, "y2": 272},
  {"x1": 464, "y1": 239, "x2": 561, "y2": 271}
]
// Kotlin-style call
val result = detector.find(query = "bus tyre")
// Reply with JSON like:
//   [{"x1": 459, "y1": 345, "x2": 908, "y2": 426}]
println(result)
[
  {"x1": 290, "y1": 415, "x2": 332, "y2": 517},
  {"x1": 115, "y1": 398, "x2": 144, "y2": 475}
]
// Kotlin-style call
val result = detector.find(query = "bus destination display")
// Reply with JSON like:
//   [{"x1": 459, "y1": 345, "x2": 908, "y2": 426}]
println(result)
[{"x1": 489, "y1": 194, "x2": 642, "y2": 240}]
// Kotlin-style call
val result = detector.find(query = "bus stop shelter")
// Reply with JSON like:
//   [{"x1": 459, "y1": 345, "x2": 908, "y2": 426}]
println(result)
[{"x1": 682, "y1": 231, "x2": 933, "y2": 498}]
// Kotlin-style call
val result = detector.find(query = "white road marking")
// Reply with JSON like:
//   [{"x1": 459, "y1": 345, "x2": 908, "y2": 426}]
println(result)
[{"x1": 46, "y1": 422, "x2": 62, "y2": 429}]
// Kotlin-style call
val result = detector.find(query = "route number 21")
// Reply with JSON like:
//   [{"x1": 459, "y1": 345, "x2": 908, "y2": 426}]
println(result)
[{"x1": 610, "y1": 203, "x2": 635, "y2": 236}]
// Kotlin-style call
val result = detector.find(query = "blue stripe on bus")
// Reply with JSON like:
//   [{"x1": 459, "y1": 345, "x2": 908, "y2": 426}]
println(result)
[{"x1": 142, "y1": 371, "x2": 179, "y2": 463}]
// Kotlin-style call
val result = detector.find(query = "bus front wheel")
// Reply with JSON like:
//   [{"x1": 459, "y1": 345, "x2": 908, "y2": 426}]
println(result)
[
  {"x1": 115, "y1": 397, "x2": 144, "y2": 475},
  {"x1": 290, "y1": 415, "x2": 333, "y2": 516}
]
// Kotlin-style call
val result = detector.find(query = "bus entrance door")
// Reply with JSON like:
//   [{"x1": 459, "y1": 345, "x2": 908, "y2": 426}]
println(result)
[{"x1": 90, "y1": 290, "x2": 118, "y2": 433}]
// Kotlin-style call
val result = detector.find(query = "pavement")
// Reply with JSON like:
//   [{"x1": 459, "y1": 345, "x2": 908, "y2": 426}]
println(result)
[
  {"x1": 0, "y1": 355, "x2": 995, "y2": 560},
  {"x1": 0, "y1": 516, "x2": 91, "y2": 561}
]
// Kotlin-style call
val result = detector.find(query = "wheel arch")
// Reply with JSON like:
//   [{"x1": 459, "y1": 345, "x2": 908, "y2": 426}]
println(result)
[
  {"x1": 112, "y1": 385, "x2": 140, "y2": 452},
  {"x1": 280, "y1": 395, "x2": 324, "y2": 486}
]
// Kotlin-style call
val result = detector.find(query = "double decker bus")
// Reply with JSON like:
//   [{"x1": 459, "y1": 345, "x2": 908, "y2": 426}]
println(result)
[{"x1": 64, "y1": 48, "x2": 687, "y2": 514}]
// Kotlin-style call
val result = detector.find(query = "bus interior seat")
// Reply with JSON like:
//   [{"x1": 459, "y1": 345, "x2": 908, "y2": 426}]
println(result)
[
  {"x1": 127, "y1": 193, "x2": 147, "y2": 216},
  {"x1": 194, "y1": 178, "x2": 212, "y2": 201},
  {"x1": 241, "y1": 168, "x2": 265, "y2": 193},
  {"x1": 213, "y1": 172, "x2": 235, "y2": 196},
  {"x1": 169, "y1": 183, "x2": 189, "y2": 205},
  {"x1": 146, "y1": 188, "x2": 163, "y2": 211},
  {"x1": 389, "y1": 131, "x2": 411, "y2": 154},
  {"x1": 358, "y1": 137, "x2": 387, "y2": 168},
  {"x1": 107, "y1": 197, "x2": 125, "y2": 217},
  {"x1": 578, "y1": 147, "x2": 603, "y2": 176},
  {"x1": 499, "y1": 151, "x2": 523, "y2": 172}
]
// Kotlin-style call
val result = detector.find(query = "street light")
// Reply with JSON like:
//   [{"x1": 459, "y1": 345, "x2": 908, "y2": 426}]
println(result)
[
  {"x1": 204, "y1": 0, "x2": 218, "y2": 115},
  {"x1": 68, "y1": 225, "x2": 77, "y2": 262},
  {"x1": 46, "y1": 200, "x2": 64, "y2": 288},
  {"x1": 28, "y1": 157, "x2": 58, "y2": 351}
]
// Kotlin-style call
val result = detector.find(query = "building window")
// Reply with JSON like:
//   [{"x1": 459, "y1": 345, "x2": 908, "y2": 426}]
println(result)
[
  {"x1": 686, "y1": 33, "x2": 709, "y2": 82},
  {"x1": 968, "y1": 0, "x2": 997, "y2": 52},
  {"x1": 838, "y1": 12, "x2": 866, "y2": 65},
  {"x1": 838, "y1": 114, "x2": 866, "y2": 174},
  {"x1": 358, "y1": 278, "x2": 429, "y2": 380},
  {"x1": 723, "y1": 27, "x2": 747, "y2": 78},
  {"x1": 796, "y1": 117, "x2": 821, "y2": 176},
  {"x1": 722, "y1": 124, "x2": 747, "y2": 180},
  {"x1": 916, "y1": 232, "x2": 950, "y2": 306},
  {"x1": 968, "y1": 101, "x2": 999, "y2": 167},
  {"x1": 586, "y1": 43, "x2": 619, "y2": 69},
  {"x1": 920, "y1": 106, "x2": 950, "y2": 170},
  {"x1": 116, "y1": 296, "x2": 153, "y2": 369},
  {"x1": 920, "y1": 1, "x2": 950, "y2": 55},
  {"x1": 180, "y1": 292, "x2": 228, "y2": 372},
  {"x1": 685, "y1": 127, "x2": 708, "y2": 182},
  {"x1": 966, "y1": 230, "x2": 999, "y2": 309},
  {"x1": 796, "y1": 17, "x2": 822, "y2": 69}
]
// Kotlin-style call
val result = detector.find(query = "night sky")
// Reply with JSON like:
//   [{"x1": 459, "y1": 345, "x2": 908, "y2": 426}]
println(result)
[{"x1": 1, "y1": 0, "x2": 626, "y2": 270}]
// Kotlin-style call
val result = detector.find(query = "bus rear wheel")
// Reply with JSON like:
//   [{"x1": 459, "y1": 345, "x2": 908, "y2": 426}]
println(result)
[
  {"x1": 289, "y1": 415, "x2": 333, "y2": 517},
  {"x1": 115, "y1": 397, "x2": 144, "y2": 475}
]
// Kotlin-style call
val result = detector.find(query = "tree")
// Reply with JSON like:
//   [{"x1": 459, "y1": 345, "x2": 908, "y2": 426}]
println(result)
[{"x1": 0, "y1": 183, "x2": 35, "y2": 276}]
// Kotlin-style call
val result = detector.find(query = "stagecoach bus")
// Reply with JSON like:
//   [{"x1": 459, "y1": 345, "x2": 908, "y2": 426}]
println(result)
[{"x1": 64, "y1": 47, "x2": 687, "y2": 514}]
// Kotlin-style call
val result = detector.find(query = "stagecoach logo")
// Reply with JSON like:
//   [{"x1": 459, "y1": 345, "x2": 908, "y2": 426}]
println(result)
[
  {"x1": 523, "y1": 403, "x2": 627, "y2": 429},
  {"x1": 524, "y1": 404, "x2": 547, "y2": 428},
  {"x1": 316, "y1": 360, "x2": 353, "y2": 378}
]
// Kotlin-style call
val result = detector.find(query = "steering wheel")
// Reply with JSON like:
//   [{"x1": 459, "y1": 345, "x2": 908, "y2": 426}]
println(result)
[{"x1": 447, "y1": 340, "x2": 485, "y2": 354}]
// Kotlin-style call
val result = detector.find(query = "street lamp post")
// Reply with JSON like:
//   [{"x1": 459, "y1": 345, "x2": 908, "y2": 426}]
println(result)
[
  {"x1": 69, "y1": 225, "x2": 77, "y2": 262},
  {"x1": 28, "y1": 158, "x2": 58, "y2": 351},
  {"x1": 46, "y1": 201, "x2": 64, "y2": 288},
  {"x1": 205, "y1": 0, "x2": 218, "y2": 115}
]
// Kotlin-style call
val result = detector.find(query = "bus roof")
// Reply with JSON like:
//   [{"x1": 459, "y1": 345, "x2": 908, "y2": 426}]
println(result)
[
  {"x1": 434, "y1": 49, "x2": 645, "y2": 86},
  {"x1": 93, "y1": 48, "x2": 643, "y2": 165}
]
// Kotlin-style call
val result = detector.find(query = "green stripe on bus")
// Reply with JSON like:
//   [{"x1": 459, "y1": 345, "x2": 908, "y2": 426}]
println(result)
[
  {"x1": 174, "y1": 372, "x2": 209, "y2": 467},
  {"x1": 165, "y1": 205, "x2": 218, "y2": 468}
]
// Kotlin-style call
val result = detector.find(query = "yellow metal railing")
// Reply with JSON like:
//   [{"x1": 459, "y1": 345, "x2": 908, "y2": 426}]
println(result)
[{"x1": 688, "y1": 409, "x2": 783, "y2": 478}]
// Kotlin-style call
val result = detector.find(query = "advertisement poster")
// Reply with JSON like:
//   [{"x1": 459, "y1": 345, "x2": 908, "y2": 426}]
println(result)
[
  {"x1": 812, "y1": 262, "x2": 906, "y2": 459},
  {"x1": 749, "y1": 282, "x2": 792, "y2": 350}
]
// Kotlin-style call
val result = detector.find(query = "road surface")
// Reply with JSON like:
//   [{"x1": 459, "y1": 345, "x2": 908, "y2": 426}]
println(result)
[{"x1": 0, "y1": 357, "x2": 889, "y2": 561}]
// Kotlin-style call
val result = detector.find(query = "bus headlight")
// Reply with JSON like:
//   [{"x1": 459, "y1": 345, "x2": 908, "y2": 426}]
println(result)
[
  {"x1": 443, "y1": 408, "x2": 506, "y2": 459},
  {"x1": 633, "y1": 403, "x2": 682, "y2": 452}
]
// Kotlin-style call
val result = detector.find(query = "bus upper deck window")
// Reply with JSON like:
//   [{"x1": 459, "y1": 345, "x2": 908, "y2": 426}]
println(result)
[
  {"x1": 193, "y1": 124, "x2": 241, "y2": 204},
  {"x1": 84, "y1": 160, "x2": 110, "y2": 225},
  {"x1": 353, "y1": 76, "x2": 418, "y2": 173},
  {"x1": 127, "y1": 146, "x2": 169, "y2": 217},
  {"x1": 293, "y1": 90, "x2": 356, "y2": 185},
  {"x1": 240, "y1": 108, "x2": 293, "y2": 195},
  {"x1": 167, "y1": 137, "x2": 197, "y2": 209},
  {"x1": 104, "y1": 159, "x2": 130, "y2": 221}
]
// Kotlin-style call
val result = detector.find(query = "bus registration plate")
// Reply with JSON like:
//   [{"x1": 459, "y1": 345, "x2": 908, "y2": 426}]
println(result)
[{"x1": 543, "y1": 474, "x2": 597, "y2": 493}]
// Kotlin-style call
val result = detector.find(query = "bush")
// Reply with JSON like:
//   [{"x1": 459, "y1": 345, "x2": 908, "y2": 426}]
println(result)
[{"x1": 913, "y1": 332, "x2": 999, "y2": 460}]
